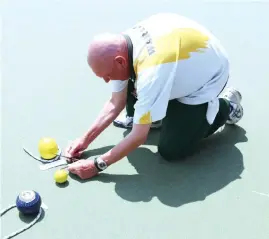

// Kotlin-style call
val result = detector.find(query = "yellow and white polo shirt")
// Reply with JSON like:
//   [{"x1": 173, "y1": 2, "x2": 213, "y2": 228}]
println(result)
[{"x1": 110, "y1": 13, "x2": 230, "y2": 125}]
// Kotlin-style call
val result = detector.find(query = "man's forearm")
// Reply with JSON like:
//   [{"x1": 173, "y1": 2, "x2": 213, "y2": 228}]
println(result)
[
  {"x1": 83, "y1": 100, "x2": 123, "y2": 144},
  {"x1": 100, "y1": 124, "x2": 151, "y2": 166},
  {"x1": 101, "y1": 129, "x2": 146, "y2": 166}
]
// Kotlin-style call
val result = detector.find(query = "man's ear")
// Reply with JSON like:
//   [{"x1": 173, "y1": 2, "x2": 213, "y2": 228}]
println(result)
[{"x1": 114, "y1": 56, "x2": 127, "y2": 69}]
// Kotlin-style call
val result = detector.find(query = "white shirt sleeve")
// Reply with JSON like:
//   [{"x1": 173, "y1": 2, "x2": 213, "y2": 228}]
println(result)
[
  {"x1": 133, "y1": 64, "x2": 176, "y2": 125},
  {"x1": 110, "y1": 80, "x2": 129, "y2": 92}
]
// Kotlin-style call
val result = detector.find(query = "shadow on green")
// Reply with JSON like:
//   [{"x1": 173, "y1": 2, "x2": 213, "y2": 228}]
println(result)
[
  {"x1": 55, "y1": 181, "x2": 70, "y2": 188},
  {"x1": 19, "y1": 208, "x2": 46, "y2": 224},
  {"x1": 70, "y1": 125, "x2": 247, "y2": 208}
]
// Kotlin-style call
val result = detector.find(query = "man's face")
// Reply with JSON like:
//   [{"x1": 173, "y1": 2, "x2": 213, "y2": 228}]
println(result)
[{"x1": 90, "y1": 56, "x2": 130, "y2": 83}]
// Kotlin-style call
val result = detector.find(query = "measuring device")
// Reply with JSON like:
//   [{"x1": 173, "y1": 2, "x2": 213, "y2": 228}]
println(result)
[{"x1": 22, "y1": 137, "x2": 76, "y2": 170}]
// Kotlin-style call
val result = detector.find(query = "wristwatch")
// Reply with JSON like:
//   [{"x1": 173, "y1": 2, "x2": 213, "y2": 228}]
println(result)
[{"x1": 94, "y1": 157, "x2": 108, "y2": 171}]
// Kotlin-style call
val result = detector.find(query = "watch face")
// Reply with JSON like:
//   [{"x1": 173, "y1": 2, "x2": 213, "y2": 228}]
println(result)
[{"x1": 96, "y1": 158, "x2": 107, "y2": 170}]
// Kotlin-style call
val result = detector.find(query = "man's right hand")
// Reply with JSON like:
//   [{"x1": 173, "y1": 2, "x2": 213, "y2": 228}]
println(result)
[
  {"x1": 65, "y1": 84, "x2": 127, "y2": 161},
  {"x1": 65, "y1": 137, "x2": 89, "y2": 161}
]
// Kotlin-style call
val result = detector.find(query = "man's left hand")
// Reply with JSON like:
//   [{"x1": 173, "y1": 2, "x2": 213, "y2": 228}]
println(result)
[
  {"x1": 68, "y1": 160, "x2": 99, "y2": 180},
  {"x1": 67, "y1": 123, "x2": 151, "y2": 180}
]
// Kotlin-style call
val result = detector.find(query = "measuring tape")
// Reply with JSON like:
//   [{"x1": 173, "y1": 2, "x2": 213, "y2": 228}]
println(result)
[
  {"x1": 22, "y1": 146, "x2": 62, "y2": 163},
  {"x1": 22, "y1": 145, "x2": 75, "y2": 170}
]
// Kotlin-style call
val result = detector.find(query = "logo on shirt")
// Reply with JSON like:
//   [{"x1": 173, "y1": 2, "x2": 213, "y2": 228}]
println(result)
[{"x1": 133, "y1": 25, "x2": 156, "y2": 56}]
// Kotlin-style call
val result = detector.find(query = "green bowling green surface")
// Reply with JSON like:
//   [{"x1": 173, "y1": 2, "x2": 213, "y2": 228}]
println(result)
[{"x1": 1, "y1": 1, "x2": 269, "y2": 238}]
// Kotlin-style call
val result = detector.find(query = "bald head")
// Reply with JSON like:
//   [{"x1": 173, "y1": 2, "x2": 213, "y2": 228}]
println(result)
[{"x1": 87, "y1": 33, "x2": 129, "y2": 82}]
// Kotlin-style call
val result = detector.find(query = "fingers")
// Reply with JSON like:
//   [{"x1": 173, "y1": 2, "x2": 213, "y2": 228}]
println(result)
[
  {"x1": 68, "y1": 145, "x2": 78, "y2": 157},
  {"x1": 67, "y1": 164, "x2": 77, "y2": 174},
  {"x1": 70, "y1": 150, "x2": 82, "y2": 159},
  {"x1": 64, "y1": 138, "x2": 87, "y2": 162},
  {"x1": 67, "y1": 160, "x2": 99, "y2": 180},
  {"x1": 67, "y1": 160, "x2": 82, "y2": 173},
  {"x1": 64, "y1": 149, "x2": 74, "y2": 163},
  {"x1": 65, "y1": 140, "x2": 80, "y2": 158}
]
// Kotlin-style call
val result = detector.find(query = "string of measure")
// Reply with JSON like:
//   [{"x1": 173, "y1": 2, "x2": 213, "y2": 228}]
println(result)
[
  {"x1": 23, "y1": 146, "x2": 74, "y2": 161},
  {"x1": 22, "y1": 136, "x2": 76, "y2": 163},
  {"x1": 0, "y1": 206, "x2": 43, "y2": 239}
]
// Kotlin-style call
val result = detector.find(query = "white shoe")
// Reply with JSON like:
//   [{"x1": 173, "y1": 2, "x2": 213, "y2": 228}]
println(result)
[
  {"x1": 220, "y1": 87, "x2": 244, "y2": 124},
  {"x1": 113, "y1": 115, "x2": 134, "y2": 128},
  {"x1": 113, "y1": 114, "x2": 162, "y2": 129},
  {"x1": 220, "y1": 87, "x2": 242, "y2": 104}
]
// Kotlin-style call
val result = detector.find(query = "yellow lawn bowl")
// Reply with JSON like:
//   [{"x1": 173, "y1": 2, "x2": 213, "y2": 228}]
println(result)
[{"x1": 38, "y1": 137, "x2": 59, "y2": 160}]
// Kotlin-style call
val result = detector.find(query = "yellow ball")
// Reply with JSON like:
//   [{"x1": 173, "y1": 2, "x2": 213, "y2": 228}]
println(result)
[
  {"x1": 54, "y1": 169, "x2": 68, "y2": 184},
  {"x1": 38, "y1": 137, "x2": 59, "y2": 159}
]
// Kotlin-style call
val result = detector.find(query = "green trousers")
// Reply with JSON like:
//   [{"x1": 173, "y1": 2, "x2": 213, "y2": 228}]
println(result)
[{"x1": 126, "y1": 80, "x2": 230, "y2": 160}]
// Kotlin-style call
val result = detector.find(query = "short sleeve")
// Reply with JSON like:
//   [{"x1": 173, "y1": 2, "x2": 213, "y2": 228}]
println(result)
[
  {"x1": 133, "y1": 64, "x2": 175, "y2": 125},
  {"x1": 110, "y1": 80, "x2": 128, "y2": 92}
]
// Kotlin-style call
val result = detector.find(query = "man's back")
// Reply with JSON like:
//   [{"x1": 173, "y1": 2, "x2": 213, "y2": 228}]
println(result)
[
  {"x1": 124, "y1": 13, "x2": 229, "y2": 104},
  {"x1": 109, "y1": 13, "x2": 230, "y2": 125}
]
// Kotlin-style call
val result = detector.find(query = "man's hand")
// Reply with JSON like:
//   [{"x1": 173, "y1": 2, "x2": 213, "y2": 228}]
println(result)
[
  {"x1": 65, "y1": 137, "x2": 89, "y2": 160},
  {"x1": 68, "y1": 160, "x2": 99, "y2": 179},
  {"x1": 66, "y1": 123, "x2": 151, "y2": 180}
]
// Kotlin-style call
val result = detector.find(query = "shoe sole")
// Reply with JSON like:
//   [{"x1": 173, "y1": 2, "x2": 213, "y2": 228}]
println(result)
[
  {"x1": 113, "y1": 121, "x2": 132, "y2": 129},
  {"x1": 220, "y1": 87, "x2": 243, "y2": 125},
  {"x1": 232, "y1": 89, "x2": 242, "y2": 104},
  {"x1": 221, "y1": 87, "x2": 242, "y2": 104},
  {"x1": 226, "y1": 103, "x2": 244, "y2": 124}
]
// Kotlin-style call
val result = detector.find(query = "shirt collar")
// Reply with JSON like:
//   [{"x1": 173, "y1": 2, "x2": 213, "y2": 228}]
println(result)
[{"x1": 122, "y1": 34, "x2": 136, "y2": 82}]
